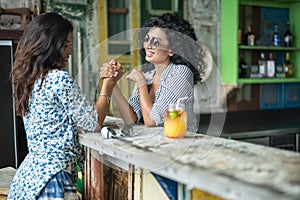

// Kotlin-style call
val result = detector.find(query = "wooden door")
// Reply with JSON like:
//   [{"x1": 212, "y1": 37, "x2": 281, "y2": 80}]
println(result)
[{"x1": 98, "y1": 0, "x2": 139, "y2": 117}]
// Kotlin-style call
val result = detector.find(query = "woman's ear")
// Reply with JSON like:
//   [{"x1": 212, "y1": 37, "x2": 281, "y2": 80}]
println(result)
[{"x1": 168, "y1": 51, "x2": 174, "y2": 57}]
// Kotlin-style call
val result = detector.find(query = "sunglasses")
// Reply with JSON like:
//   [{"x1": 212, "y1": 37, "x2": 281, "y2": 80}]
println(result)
[{"x1": 143, "y1": 35, "x2": 169, "y2": 50}]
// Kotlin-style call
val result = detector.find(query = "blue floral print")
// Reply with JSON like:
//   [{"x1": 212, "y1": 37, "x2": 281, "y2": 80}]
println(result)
[{"x1": 8, "y1": 69, "x2": 98, "y2": 199}]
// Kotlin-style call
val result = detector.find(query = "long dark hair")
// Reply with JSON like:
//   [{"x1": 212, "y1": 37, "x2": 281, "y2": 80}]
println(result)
[
  {"x1": 138, "y1": 13, "x2": 205, "y2": 84},
  {"x1": 11, "y1": 12, "x2": 73, "y2": 116}
]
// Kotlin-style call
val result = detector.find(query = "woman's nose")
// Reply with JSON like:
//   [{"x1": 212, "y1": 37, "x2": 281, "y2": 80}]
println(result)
[{"x1": 67, "y1": 46, "x2": 73, "y2": 56}]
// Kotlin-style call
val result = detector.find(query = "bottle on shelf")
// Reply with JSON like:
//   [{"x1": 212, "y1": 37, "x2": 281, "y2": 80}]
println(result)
[
  {"x1": 250, "y1": 64, "x2": 260, "y2": 78},
  {"x1": 244, "y1": 25, "x2": 255, "y2": 46},
  {"x1": 275, "y1": 64, "x2": 284, "y2": 78},
  {"x1": 267, "y1": 53, "x2": 275, "y2": 78},
  {"x1": 258, "y1": 52, "x2": 267, "y2": 78},
  {"x1": 239, "y1": 57, "x2": 249, "y2": 78},
  {"x1": 283, "y1": 52, "x2": 293, "y2": 77},
  {"x1": 272, "y1": 24, "x2": 280, "y2": 46},
  {"x1": 283, "y1": 21, "x2": 292, "y2": 47},
  {"x1": 238, "y1": 26, "x2": 242, "y2": 45}
]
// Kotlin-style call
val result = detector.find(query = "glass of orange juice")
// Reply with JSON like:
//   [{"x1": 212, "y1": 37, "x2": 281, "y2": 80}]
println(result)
[{"x1": 164, "y1": 103, "x2": 187, "y2": 138}]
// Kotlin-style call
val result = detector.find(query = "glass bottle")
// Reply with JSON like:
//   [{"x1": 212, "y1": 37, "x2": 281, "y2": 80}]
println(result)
[
  {"x1": 238, "y1": 26, "x2": 242, "y2": 45},
  {"x1": 267, "y1": 53, "x2": 275, "y2": 78},
  {"x1": 245, "y1": 25, "x2": 255, "y2": 46},
  {"x1": 258, "y1": 53, "x2": 266, "y2": 78},
  {"x1": 283, "y1": 21, "x2": 292, "y2": 47},
  {"x1": 164, "y1": 103, "x2": 187, "y2": 138},
  {"x1": 272, "y1": 24, "x2": 280, "y2": 46},
  {"x1": 239, "y1": 58, "x2": 249, "y2": 78},
  {"x1": 283, "y1": 52, "x2": 293, "y2": 77}
]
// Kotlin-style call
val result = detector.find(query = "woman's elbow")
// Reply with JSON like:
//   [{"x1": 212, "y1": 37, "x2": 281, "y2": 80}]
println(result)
[{"x1": 144, "y1": 120, "x2": 155, "y2": 127}]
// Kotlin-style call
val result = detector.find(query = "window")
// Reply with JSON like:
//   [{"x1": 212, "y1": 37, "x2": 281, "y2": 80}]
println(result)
[{"x1": 107, "y1": 0, "x2": 131, "y2": 55}]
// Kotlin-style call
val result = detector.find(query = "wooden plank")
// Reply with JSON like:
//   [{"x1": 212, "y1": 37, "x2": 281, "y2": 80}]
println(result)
[
  {"x1": 0, "y1": 167, "x2": 16, "y2": 199},
  {"x1": 0, "y1": 167, "x2": 16, "y2": 192},
  {"x1": 91, "y1": 149, "x2": 104, "y2": 200},
  {"x1": 85, "y1": 147, "x2": 132, "y2": 200},
  {"x1": 0, "y1": 195, "x2": 7, "y2": 200},
  {"x1": 84, "y1": 147, "x2": 91, "y2": 200},
  {"x1": 192, "y1": 188, "x2": 224, "y2": 200},
  {"x1": 0, "y1": 30, "x2": 23, "y2": 40},
  {"x1": 128, "y1": 164, "x2": 134, "y2": 200},
  {"x1": 0, "y1": 188, "x2": 8, "y2": 196},
  {"x1": 84, "y1": 148, "x2": 105, "y2": 200}
]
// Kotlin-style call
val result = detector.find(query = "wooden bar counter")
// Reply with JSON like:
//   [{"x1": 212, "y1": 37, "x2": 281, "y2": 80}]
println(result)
[{"x1": 79, "y1": 116, "x2": 300, "y2": 200}]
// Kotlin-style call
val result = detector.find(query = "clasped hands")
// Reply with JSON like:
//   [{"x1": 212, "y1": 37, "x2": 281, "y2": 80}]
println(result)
[{"x1": 100, "y1": 59, "x2": 147, "y2": 87}]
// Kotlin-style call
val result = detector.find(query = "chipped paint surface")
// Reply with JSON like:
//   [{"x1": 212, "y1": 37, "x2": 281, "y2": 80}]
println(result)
[
  {"x1": 0, "y1": 0, "x2": 41, "y2": 29},
  {"x1": 80, "y1": 116, "x2": 300, "y2": 200},
  {"x1": 185, "y1": 0, "x2": 225, "y2": 114}
]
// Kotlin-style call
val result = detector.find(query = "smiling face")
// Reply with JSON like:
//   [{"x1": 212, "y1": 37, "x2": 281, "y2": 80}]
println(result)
[
  {"x1": 61, "y1": 32, "x2": 73, "y2": 68},
  {"x1": 144, "y1": 27, "x2": 173, "y2": 67}
]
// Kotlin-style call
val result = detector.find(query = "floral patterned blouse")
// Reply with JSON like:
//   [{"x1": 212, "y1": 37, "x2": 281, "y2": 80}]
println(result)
[{"x1": 8, "y1": 69, "x2": 98, "y2": 199}]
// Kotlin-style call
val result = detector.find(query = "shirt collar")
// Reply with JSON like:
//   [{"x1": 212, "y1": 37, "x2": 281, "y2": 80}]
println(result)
[{"x1": 143, "y1": 63, "x2": 174, "y2": 84}]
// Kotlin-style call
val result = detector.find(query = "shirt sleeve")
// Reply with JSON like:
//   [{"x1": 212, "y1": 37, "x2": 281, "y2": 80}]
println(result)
[
  {"x1": 150, "y1": 65, "x2": 194, "y2": 125},
  {"x1": 53, "y1": 71, "x2": 98, "y2": 131}
]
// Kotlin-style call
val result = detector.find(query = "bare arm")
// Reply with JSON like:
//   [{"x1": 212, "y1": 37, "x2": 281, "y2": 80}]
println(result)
[
  {"x1": 136, "y1": 84, "x2": 155, "y2": 126},
  {"x1": 126, "y1": 69, "x2": 155, "y2": 126},
  {"x1": 100, "y1": 61, "x2": 155, "y2": 126},
  {"x1": 94, "y1": 78, "x2": 116, "y2": 127},
  {"x1": 112, "y1": 85, "x2": 137, "y2": 124},
  {"x1": 99, "y1": 60, "x2": 138, "y2": 124}
]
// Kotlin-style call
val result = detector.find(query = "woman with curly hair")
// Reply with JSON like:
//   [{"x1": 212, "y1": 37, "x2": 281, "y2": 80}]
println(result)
[
  {"x1": 8, "y1": 12, "x2": 119, "y2": 199},
  {"x1": 101, "y1": 12, "x2": 205, "y2": 132}
]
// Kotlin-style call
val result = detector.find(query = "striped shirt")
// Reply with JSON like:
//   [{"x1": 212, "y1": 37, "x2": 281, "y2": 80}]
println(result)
[{"x1": 128, "y1": 63, "x2": 197, "y2": 132}]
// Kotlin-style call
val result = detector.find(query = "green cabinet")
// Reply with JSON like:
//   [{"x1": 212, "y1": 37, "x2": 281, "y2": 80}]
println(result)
[{"x1": 221, "y1": 0, "x2": 300, "y2": 84}]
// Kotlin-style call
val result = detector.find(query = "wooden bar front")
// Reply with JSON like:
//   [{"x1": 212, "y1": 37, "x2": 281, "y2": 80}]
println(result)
[{"x1": 80, "y1": 116, "x2": 300, "y2": 200}]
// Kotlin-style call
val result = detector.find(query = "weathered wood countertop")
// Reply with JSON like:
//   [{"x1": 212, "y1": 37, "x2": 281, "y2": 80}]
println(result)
[{"x1": 79, "y1": 116, "x2": 300, "y2": 200}]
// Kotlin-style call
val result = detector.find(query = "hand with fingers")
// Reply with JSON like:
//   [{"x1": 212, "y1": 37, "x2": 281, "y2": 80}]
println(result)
[
  {"x1": 126, "y1": 69, "x2": 147, "y2": 87},
  {"x1": 100, "y1": 59, "x2": 124, "y2": 82}
]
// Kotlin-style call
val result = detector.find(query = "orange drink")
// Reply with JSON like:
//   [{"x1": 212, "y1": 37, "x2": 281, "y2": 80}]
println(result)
[{"x1": 164, "y1": 104, "x2": 187, "y2": 138}]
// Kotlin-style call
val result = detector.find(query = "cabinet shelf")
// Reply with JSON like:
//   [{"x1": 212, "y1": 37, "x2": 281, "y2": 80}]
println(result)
[
  {"x1": 238, "y1": 78, "x2": 300, "y2": 83},
  {"x1": 221, "y1": 0, "x2": 300, "y2": 84},
  {"x1": 239, "y1": 45, "x2": 299, "y2": 51}
]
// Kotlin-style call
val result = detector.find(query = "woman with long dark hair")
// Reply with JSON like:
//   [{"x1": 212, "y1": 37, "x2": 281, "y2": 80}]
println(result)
[{"x1": 8, "y1": 12, "x2": 119, "y2": 199}]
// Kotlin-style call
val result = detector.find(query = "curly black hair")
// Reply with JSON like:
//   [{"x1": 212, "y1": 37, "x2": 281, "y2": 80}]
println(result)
[{"x1": 138, "y1": 12, "x2": 205, "y2": 84}]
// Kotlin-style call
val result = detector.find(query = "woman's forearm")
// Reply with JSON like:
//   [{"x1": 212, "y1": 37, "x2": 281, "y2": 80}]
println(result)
[
  {"x1": 112, "y1": 85, "x2": 137, "y2": 124},
  {"x1": 94, "y1": 79, "x2": 116, "y2": 126},
  {"x1": 138, "y1": 85, "x2": 155, "y2": 126}
]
